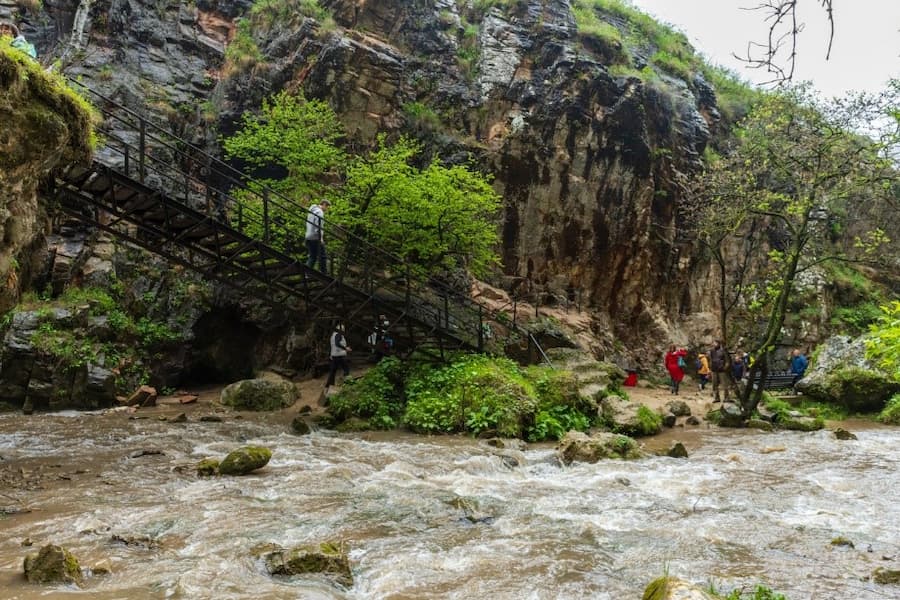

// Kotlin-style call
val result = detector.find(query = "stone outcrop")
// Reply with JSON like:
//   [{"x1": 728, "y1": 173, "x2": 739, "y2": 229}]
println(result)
[
  {"x1": 217, "y1": 445, "x2": 272, "y2": 475},
  {"x1": 797, "y1": 335, "x2": 900, "y2": 411},
  {"x1": 23, "y1": 544, "x2": 83, "y2": 585},
  {"x1": 220, "y1": 374, "x2": 298, "y2": 411},
  {"x1": 556, "y1": 430, "x2": 643, "y2": 464},
  {"x1": 263, "y1": 542, "x2": 352, "y2": 586},
  {"x1": 598, "y1": 395, "x2": 662, "y2": 437},
  {"x1": 0, "y1": 44, "x2": 93, "y2": 313},
  {"x1": 642, "y1": 576, "x2": 716, "y2": 600}
]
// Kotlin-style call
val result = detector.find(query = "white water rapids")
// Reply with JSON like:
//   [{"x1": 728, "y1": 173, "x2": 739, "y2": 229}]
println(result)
[{"x1": 0, "y1": 411, "x2": 898, "y2": 599}]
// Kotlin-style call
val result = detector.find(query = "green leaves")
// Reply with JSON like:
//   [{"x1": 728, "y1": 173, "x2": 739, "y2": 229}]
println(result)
[{"x1": 866, "y1": 301, "x2": 900, "y2": 381}]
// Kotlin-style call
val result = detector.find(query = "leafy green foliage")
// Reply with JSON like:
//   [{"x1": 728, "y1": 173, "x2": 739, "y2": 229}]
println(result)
[
  {"x1": 328, "y1": 357, "x2": 406, "y2": 429},
  {"x1": 334, "y1": 136, "x2": 502, "y2": 277},
  {"x1": 878, "y1": 394, "x2": 900, "y2": 425},
  {"x1": 403, "y1": 355, "x2": 537, "y2": 436},
  {"x1": 866, "y1": 301, "x2": 900, "y2": 380},
  {"x1": 222, "y1": 19, "x2": 264, "y2": 77},
  {"x1": 224, "y1": 90, "x2": 346, "y2": 201},
  {"x1": 327, "y1": 355, "x2": 595, "y2": 440}
]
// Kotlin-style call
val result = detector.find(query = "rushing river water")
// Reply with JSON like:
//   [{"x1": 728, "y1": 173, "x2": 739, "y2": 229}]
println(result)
[{"x1": 0, "y1": 409, "x2": 898, "y2": 600}]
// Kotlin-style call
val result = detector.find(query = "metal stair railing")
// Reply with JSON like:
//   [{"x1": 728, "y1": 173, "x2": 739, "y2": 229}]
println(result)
[{"x1": 59, "y1": 82, "x2": 551, "y2": 365}]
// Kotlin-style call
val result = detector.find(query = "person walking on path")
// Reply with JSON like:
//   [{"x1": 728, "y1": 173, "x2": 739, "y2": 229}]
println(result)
[
  {"x1": 664, "y1": 345, "x2": 686, "y2": 395},
  {"x1": 305, "y1": 199, "x2": 330, "y2": 272},
  {"x1": 696, "y1": 352, "x2": 711, "y2": 391},
  {"x1": 326, "y1": 323, "x2": 351, "y2": 388},
  {"x1": 790, "y1": 348, "x2": 808, "y2": 390},
  {"x1": 709, "y1": 340, "x2": 729, "y2": 402}
]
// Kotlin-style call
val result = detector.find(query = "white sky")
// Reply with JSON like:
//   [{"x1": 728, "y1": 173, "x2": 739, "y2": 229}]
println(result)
[{"x1": 629, "y1": 0, "x2": 900, "y2": 98}]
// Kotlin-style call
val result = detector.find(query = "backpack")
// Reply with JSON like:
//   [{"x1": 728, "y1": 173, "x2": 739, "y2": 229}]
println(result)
[
  {"x1": 710, "y1": 347, "x2": 726, "y2": 371},
  {"x1": 695, "y1": 358, "x2": 702, "y2": 371},
  {"x1": 677, "y1": 356, "x2": 685, "y2": 368}
]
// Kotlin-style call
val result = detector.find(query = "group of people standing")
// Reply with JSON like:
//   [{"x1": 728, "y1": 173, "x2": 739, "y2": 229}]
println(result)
[
  {"x1": 665, "y1": 342, "x2": 809, "y2": 401},
  {"x1": 664, "y1": 342, "x2": 733, "y2": 400}
]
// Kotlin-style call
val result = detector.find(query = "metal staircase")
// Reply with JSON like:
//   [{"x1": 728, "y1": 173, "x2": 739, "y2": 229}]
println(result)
[{"x1": 53, "y1": 84, "x2": 551, "y2": 364}]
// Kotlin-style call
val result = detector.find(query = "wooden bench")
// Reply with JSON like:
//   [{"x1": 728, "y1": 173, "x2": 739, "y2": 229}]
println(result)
[{"x1": 749, "y1": 371, "x2": 797, "y2": 391}]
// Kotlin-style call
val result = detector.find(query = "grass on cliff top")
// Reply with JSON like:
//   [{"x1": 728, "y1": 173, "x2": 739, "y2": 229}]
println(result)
[
  {"x1": 571, "y1": 0, "x2": 762, "y2": 122},
  {"x1": 0, "y1": 38, "x2": 97, "y2": 163}
]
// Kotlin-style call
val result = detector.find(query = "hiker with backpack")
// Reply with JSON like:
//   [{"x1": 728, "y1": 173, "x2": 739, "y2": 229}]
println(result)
[
  {"x1": 709, "y1": 340, "x2": 729, "y2": 402},
  {"x1": 326, "y1": 323, "x2": 351, "y2": 388}
]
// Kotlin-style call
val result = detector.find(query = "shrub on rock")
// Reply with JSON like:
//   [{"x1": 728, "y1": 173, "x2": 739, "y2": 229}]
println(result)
[
  {"x1": 218, "y1": 446, "x2": 272, "y2": 475},
  {"x1": 642, "y1": 576, "x2": 716, "y2": 600}
]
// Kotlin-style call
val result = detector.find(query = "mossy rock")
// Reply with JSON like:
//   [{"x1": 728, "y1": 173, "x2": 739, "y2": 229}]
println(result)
[
  {"x1": 23, "y1": 544, "x2": 83, "y2": 585},
  {"x1": 748, "y1": 418, "x2": 774, "y2": 432},
  {"x1": 799, "y1": 366, "x2": 900, "y2": 412},
  {"x1": 642, "y1": 576, "x2": 716, "y2": 599},
  {"x1": 335, "y1": 417, "x2": 371, "y2": 432},
  {"x1": 777, "y1": 414, "x2": 824, "y2": 432},
  {"x1": 220, "y1": 377, "x2": 298, "y2": 411},
  {"x1": 291, "y1": 416, "x2": 311, "y2": 435},
  {"x1": 197, "y1": 458, "x2": 220, "y2": 476},
  {"x1": 218, "y1": 446, "x2": 272, "y2": 475},
  {"x1": 556, "y1": 431, "x2": 644, "y2": 464},
  {"x1": 833, "y1": 428, "x2": 857, "y2": 440},
  {"x1": 873, "y1": 567, "x2": 900, "y2": 585},
  {"x1": 264, "y1": 542, "x2": 352, "y2": 586},
  {"x1": 598, "y1": 397, "x2": 662, "y2": 436}
]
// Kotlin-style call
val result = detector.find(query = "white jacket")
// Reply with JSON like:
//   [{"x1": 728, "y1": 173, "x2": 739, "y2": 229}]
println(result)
[
  {"x1": 305, "y1": 204, "x2": 325, "y2": 241},
  {"x1": 330, "y1": 330, "x2": 348, "y2": 358}
]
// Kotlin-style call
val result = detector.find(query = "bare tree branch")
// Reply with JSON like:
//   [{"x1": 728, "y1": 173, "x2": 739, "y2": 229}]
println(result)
[{"x1": 734, "y1": 0, "x2": 835, "y2": 86}]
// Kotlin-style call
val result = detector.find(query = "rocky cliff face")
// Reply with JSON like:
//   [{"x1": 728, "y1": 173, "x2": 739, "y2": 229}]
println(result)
[{"x1": 16, "y1": 0, "x2": 885, "y2": 378}]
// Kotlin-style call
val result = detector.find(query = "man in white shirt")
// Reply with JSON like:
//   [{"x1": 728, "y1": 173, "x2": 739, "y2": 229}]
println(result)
[{"x1": 305, "y1": 199, "x2": 330, "y2": 272}]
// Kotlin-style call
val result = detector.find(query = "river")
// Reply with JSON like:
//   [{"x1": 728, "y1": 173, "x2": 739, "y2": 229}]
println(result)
[{"x1": 0, "y1": 409, "x2": 898, "y2": 599}]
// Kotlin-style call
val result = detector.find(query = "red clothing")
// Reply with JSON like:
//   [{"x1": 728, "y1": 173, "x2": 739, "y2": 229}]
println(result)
[
  {"x1": 624, "y1": 372, "x2": 638, "y2": 387},
  {"x1": 665, "y1": 351, "x2": 685, "y2": 382}
]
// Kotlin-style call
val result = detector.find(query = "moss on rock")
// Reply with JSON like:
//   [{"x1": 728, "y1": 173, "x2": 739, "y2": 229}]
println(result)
[
  {"x1": 218, "y1": 446, "x2": 272, "y2": 475},
  {"x1": 197, "y1": 458, "x2": 220, "y2": 476},
  {"x1": 23, "y1": 544, "x2": 83, "y2": 585},
  {"x1": 220, "y1": 377, "x2": 298, "y2": 411},
  {"x1": 264, "y1": 542, "x2": 352, "y2": 586},
  {"x1": 556, "y1": 430, "x2": 644, "y2": 464}
]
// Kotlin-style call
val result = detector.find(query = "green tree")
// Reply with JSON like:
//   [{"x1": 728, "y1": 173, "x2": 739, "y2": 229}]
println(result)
[
  {"x1": 332, "y1": 136, "x2": 502, "y2": 277},
  {"x1": 866, "y1": 301, "x2": 900, "y2": 381},
  {"x1": 223, "y1": 90, "x2": 346, "y2": 200},
  {"x1": 693, "y1": 84, "x2": 898, "y2": 417}
]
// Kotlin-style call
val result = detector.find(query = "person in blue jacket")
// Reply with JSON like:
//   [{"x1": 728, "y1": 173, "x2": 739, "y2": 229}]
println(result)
[{"x1": 790, "y1": 348, "x2": 808, "y2": 388}]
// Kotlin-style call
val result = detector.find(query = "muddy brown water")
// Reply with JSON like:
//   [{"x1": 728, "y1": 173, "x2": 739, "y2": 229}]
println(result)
[{"x1": 0, "y1": 400, "x2": 898, "y2": 599}]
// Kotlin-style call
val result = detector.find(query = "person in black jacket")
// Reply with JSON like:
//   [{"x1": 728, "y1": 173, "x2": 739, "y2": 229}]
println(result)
[{"x1": 709, "y1": 340, "x2": 729, "y2": 402}]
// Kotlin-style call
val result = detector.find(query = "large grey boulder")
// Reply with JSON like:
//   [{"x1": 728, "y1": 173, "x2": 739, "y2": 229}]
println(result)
[
  {"x1": 796, "y1": 336, "x2": 899, "y2": 411},
  {"x1": 220, "y1": 374, "x2": 298, "y2": 411}
]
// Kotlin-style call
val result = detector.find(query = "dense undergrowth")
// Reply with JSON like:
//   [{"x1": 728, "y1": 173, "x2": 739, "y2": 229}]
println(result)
[{"x1": 326, "y1": 354, "x2": 606, "y2": 441}]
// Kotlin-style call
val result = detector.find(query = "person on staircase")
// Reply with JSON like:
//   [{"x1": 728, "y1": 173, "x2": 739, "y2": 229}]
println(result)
[
  {"x1": 0, "y1": 21, "x2": 37, "y2": 58},
  {"x1": 305, "y1": 199, "x2": 329, "y2": 272},
  {"x1": 326, "y1": 323, "x2": 351, "y2": 388}
]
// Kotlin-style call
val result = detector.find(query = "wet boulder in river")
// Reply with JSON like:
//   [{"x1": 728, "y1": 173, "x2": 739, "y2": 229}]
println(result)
[
  {"x1": 218, "y1": 446, "x2": 272, "y2": 475},
  {"x1": 23, "y1": 544, "x2": 83, "y2": 585},
  {"x1": 556, "y1": 431, "x2": 644, "y2": 465},
  {"x1": 264, "y1": 542, "x2": 352, "y2": 586},
  {"x1": 642, "y1": 576, "x2": 716, "y2": 599},
  {"x1": 220, "y1": 374, "x2": 298, "y2": 411}
]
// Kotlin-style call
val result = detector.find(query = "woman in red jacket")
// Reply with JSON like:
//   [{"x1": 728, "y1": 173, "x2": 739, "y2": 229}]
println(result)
[{"x1": 664, "y1": 345, "x2": 686, "y2": 395}]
